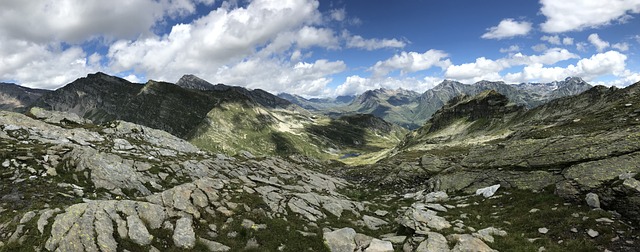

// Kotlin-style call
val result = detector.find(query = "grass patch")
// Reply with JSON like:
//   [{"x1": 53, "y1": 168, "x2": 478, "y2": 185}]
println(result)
[{"x1": 440, "y1": 188, "x2": 638, "y2": 251}]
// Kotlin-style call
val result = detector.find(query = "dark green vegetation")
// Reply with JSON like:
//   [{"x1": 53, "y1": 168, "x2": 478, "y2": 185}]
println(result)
[
  {"x1": 441, "y1": 188, "x2": 636, "y2": 252},
  {"x1": 188, "y1": 100, "x2": 407, "y2": 163}
]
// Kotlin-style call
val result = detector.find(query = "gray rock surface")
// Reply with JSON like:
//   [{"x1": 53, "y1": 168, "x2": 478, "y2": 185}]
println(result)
[
  {"x1": 416, "y1": 232, "x2": 449, "y2": 252},
  {"x1": 363, "y1": 215, "x2": 388, "y2": 230},
  {"x1": 29, "y1": 107, "x2": 92, "y2": 125},
  {"x1": 323, "y1": 227, "x2": 357, "y2": 252},
  {"x1": 364, "y1": 238, "x2": 394, "y2": 252},
  {"x1": 448, "y1": 234, "x2": 497, "y2": 252},
  {"x1": 199, "y1": 238, "x2": 231, "y2": 251},
  {"x1": 127, "y1": 215, "x2": 153, "y2": 246},
  {"x1": 473, "y1": 227, "x2": 507, "y2": 243},
  {"x1": 585, "y1": 193, "x2": 601, "y2": 209},
  {"x1": 397, "y1": 203, "x2": 451, "y2": 232},
  {"x1": 3, "y1": 97, "x2": 640, "y2": 252},
  {"x1": 173, "y1": 216, "x2": 196, "y2": 249},
  {"x1": 475, "y1": 184, "x2": 500, "y2": 198}
]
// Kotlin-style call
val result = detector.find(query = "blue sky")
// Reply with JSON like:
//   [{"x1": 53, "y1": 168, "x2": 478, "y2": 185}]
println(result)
[{"x1": 0, "y1": 0, "x2": 639, "y2": 97}]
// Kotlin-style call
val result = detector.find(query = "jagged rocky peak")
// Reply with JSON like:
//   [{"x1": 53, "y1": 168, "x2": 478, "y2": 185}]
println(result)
[
  {"x1": 554, "y1": 76, "x2": 589, "y2": 87},
  {"x1": 175, "y1": 74, "x2": 215, "y2": 91},
  {"x1": 435, "y1": 79, "x2": 464, "y2": 88}
]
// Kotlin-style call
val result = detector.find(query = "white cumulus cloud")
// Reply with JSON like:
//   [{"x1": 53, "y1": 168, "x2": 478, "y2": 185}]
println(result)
[
  {"x1": 563, "y1": 37, "x2": 574, "y2": 45},
  {"x1": 481, "y1": 19, "x2": 532, "y2": 40},
  {"x1": 445, "y1": 57, "x2": 506, "y2": 83},
  {"x1": 0, "y1": 42, "x2": 101, "y2": 89},
  {"x1": 0, "y1": 0, "x2": 212, "y2": 43},
  {"x1": 540, "y1": 0, "x2": 640, "y2": 33},
  {"x1": 532, "y1": 44, "x2": 548, "y2": 52},
  {"x1": 345, "y1": 34, "x2": 406, "y2": 50},
  {"x1": 588, "y1": 33, "x2": 610, "y2": 52},
  {"x1": 370, "y1": 50, "x2": 451, "y2": 77},
  {"x1": 212, "y1": 58, "x2": 346, "y2": 97},
  {"x1": 510, "y1": 48, "x2": 579, "y2": 65},
  {"x1": 505, "y1": 50, "x2": 628, "y2": 83},
  {"x1": 499, "y1": 45, "x2": 521, "y2": 53},
  {"x1": 107, "y1": 0, "x2": 324, "y2": 82},
  {"x1": 541, "y1": 35, "x2": 561, "y2": 45},
  {"x1": 613, "y1": 42, "x2": 630, "y2": 51},
  {"x1": 445, "y1": 48, "x2": 579, "y2": 83},
  {"x1": 576, "y1": 42, "x2": 589, "y2": 52}
]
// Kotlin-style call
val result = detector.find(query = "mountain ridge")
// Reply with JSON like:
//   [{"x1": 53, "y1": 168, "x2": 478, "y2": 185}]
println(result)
[
  {"x1": 19, "y1": 72, "x2": 405, "y2": 163},
  {"x1": 1, "y1": 74, "x2": 640, "y2": 251},
  {"x1": 0, "y1": 82, "x2": 51, "y2": 112},
  {"x1": 275, "y1": 77, "x2": 593, "y2": 129}
]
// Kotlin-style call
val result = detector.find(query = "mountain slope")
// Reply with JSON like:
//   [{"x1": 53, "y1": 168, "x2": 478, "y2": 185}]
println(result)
[
  {"x1": 30, "y1": 73, "x2": 404, "y2": 163},
  {"x1": 294, "y1": 78, "x2": 591, "y2": 129},
  {"x1": 399, "y1": 90, "x2": 525, "y2": 151},
  {"x1": 413, "y1": 77, "x2": 592, "y2": 126},
  {"x1": 31, "y1": 73, "x2": 220, "y2": 138},
  {"x1": 0, "y1": 108, "x2": 401, "y2": 251},
  {"x1": 341, "y1": 88, "x2": 421, "y2": 129},
  {"x1": 345, "y1": 81, "x2": 640, "y2": 234},
  {"x1": 7, "y1": 105, "x2": 635, "y2": 252},
  {"x1": 188, "y1": 99, "x2": 407, "y2": 164},
  {"x1": 0, "y1": 83, "x2": 50, "y2": 112}
]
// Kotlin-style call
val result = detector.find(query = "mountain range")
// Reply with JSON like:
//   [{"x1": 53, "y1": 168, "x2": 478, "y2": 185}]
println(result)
[
  {"x1": 279, "y1": 77, "x2": 592, "y2": 129},
  {"x1": 3, "y1": 73, "x2": 403, "y2": 163},
  {"x1": 0, "y1": 73, "x2": 594, "y2": 164},
  {"x1": 1, "y1": 72, "x2": 640, "y2": 251}
]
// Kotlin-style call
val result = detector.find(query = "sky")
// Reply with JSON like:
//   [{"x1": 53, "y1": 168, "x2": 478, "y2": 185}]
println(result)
[{"x1": 1, "y1": 0, "x2": 639, "y2": 97}]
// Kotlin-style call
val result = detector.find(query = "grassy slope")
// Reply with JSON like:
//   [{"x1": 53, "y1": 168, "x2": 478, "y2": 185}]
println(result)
[{"x1": 188, "y1": 102, "x2": 406, "y2": 164}]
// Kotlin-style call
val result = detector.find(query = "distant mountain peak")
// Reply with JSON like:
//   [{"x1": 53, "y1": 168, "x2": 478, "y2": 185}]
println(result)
[
  {"x1": 176, "y1": 74, "x2": 215, "y2": 91},
  {"x1": 433, "y1": 80, "x2": 464, "y2": 89},
  {"x1": 555, "y1": 76, "x2": 588, "y2": 86},
  {"x1": 86, "y1": 72, "x2": 128, "y2": 83},
  {"x1": 440, "y1": 79, "x2": 463, "y2": 85}
]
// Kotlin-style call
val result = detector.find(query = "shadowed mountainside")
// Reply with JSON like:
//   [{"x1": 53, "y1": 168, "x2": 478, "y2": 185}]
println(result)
[{"x1": 0, "y1": 83, "x2": 50, "y2": 112}]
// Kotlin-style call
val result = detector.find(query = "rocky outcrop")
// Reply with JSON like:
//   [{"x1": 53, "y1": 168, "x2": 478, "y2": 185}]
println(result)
[
  {"x1": 0, "y1": 109, "x2": 395, "y2": 251},
  {"x1": 427, "y1": 90, "x2": 524, "y2": 134},
  {"x1": 31, "y1": 72, "x2": 220, "y2": 138},
  {"x1": 323, "y1": 228, "x2": 357, "y2": 252}
]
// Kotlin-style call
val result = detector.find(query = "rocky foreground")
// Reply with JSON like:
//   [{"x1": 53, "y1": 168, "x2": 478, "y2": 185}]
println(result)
[{"x1": 0, "y1": 108, "x2": 639, "y2": 251}]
